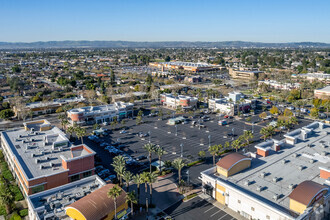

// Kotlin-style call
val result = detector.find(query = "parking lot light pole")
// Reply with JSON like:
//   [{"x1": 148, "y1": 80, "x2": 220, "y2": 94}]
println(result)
[
  {"x1": 208, "y1": 135, "x2": 211, "y2": 147},
  {"x1": 232, "y1": 128, "x2": 235, "y2": 140},
  {"x1": 148, "y1": 131, "x2": 151, "y2": 143},
  {"x1": 180, "y1": 143, "x2": 183, "y2": 157},
  {"x1": 252, "y1": 123, "x2": 254, "y2": 134},
  {"x1": 198, "y1": 119, "x2": 201, "y2": 130},
  {"x1": 186, "y1": 170, "x2": 190, "y2": 185},
  {"x1": 175, "y1": 125, "x2": 178, "y2": 136}
]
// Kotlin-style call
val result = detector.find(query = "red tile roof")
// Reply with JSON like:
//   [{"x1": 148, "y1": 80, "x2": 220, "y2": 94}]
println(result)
[
  {"x1": 66, "y1": 184, "x2": 127, "y2": 220},
  {"x1": 289, "y1": 181, "x2": 328, "y2": 206},
  {"x1": 216, "y1": 153, "x2": 249, "y2": 170}
]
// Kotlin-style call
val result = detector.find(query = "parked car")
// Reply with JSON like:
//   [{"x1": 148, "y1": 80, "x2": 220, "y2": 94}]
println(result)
[
  {"x1": 103, "y1": 122, "x2": 109, "y2": 126},
  {"x1": 224, "y1": 115, "x2": 229, "y2": 118},
  {"x1": 136, "y1": 155, "x2": 147, "y2": 161},
  {"x1": 218, "y1": 120, "x2": 228, "y2": 126},
  {"x1": 120, "y1": 130, "x2": 127, "y2": 134}
]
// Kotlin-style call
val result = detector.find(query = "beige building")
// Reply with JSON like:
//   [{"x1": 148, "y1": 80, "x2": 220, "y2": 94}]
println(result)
[
  {"x1": 229, "y1": 68, "x2": 262, "y2": 80},
  {"x1": 314, "y1": 86, "x2": 330, "y2": 99}
]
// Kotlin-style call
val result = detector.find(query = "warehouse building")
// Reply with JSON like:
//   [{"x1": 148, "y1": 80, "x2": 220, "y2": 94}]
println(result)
[
  {"x1": 201, "y1": 121, "x2": 330, "y2": 220},
  {"x1": 149, "y1": 61, "x2": 220, "y2": 72},
  {"x1": 0, "y1": 120, "x2": 96, "y2": 196}
]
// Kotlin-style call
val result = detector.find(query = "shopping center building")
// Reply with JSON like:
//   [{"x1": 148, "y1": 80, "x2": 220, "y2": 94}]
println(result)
[
  {"x1": 201, "y1": 121, "x2": 329, "y2": 220},
  {"x1": 0, "y1": 120, "x2": 96, "y2": 196}
]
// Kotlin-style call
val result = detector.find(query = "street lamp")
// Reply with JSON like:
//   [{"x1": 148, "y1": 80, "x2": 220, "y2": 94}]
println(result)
[
  {"x1": 208, "y1": 135, "x2": 211, "y2": 147},
  {"x1": 148, "y1": 131, "x2": 151, "y2": 143},
  {"x1": 232, "y1": 128, "x2": 235, "y2": 140},
  {"x1": 198, "y1": 119, "x2": 201, "y2": 130},
  {"x1": 252, "y1": 123, "x2": 254, "y2": 134},
  {"x1": 180, "y1": 143, "x2": 183, "y2": 158},
  {"x1": 175, "y1": 125, "x2": 178, "y2": 136},
  {"x1": 186, "y1": 170, "x2": 190, "y2": 185}
]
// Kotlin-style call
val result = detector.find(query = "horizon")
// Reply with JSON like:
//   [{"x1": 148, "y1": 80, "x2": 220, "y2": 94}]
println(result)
[{"x1": 1, "y1": 0, "x2": 330, "y2": 43}]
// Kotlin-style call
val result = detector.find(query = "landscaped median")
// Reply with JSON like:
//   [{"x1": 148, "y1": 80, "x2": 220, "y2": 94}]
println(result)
[{"x1": 183, "y1": 193, "x2": 198, "y2": 202}]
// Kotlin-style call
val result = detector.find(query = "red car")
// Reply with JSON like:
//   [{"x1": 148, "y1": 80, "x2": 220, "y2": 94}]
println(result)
[{"x1": 224, "y1": 115, "x2": 229, "y2": 118}]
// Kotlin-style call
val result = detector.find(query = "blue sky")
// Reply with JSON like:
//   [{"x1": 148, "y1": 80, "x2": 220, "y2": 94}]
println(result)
[{"x1": 1, "y1": 0, "x2": 329, "y2": 43}]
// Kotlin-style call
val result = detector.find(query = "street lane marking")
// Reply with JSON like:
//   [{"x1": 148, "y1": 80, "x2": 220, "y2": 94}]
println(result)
[
  {"x1": 210, "y1": 209, "x2": 222, "y2": 217},
  {"x1": 218, "y1": 213, "x2": 228, "y2": 220},
  {"x1": 204, "y1": 206, "x2": 215, "y2": 213}
]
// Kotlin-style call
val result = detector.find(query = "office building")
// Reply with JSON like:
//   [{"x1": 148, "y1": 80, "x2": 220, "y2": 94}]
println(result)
[
  {"x1": 314, "y1": 86, "x2": 330, "y2": 99},
  {"x1": 258, "y1": 80, "x2": 300, "y2": 91},
  {"x1": 201, "y1": 121, "x2": 330, "y2": 220},
  {"x1": 67, "y1": 102, "x2": 134, "y2": 125},
  {"x1": 160, "y1": 93, "x2": 198, "y2": 110},
  {"x1": 292, "y1": 73, "x2": 330, "y2": 84},
  {"x1": 229, "y1": 68, "x2": 262, "y2": 80},
  {"x1": 27, "y1": 175, "x2": 105, "y2": 220},
  {"x1": 0, "y1": 120, "x2": 96, "y2": 196}
]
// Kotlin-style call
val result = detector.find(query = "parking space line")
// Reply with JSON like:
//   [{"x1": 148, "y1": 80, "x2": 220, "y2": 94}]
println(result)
[
  {"x1": 204, "y1": 206, "x2": 215, "y2": 213},
  {"x1": 218, "y1": 213, "x2": 228, "y2": 220},
  {"x1": 210, "y1": 209, "x2": 222, "y2": 217}
]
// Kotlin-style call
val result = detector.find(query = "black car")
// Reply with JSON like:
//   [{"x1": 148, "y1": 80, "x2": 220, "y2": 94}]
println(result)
[{"x1": 136, "y1": 155, "x2": 147, "y2": 161}]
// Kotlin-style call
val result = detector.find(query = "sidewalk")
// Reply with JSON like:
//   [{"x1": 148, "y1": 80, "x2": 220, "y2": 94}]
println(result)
[{"x1": 199, "y1": 193, "x2": 245, "y2": 220}]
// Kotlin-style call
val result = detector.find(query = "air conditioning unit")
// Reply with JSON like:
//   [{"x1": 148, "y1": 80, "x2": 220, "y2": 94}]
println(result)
[
  {"x1": 298, "y1": 165, "x2": 304, "y2": 171},
  {"x1": 273, "y1": 177, "x2": 279, "y2": 183},
  {"x1": 260, "y1": 172, "x2": 266, "y2": 178},
  {"x1": 273, "y1": 194, "x2": 280, "y2": 201}
]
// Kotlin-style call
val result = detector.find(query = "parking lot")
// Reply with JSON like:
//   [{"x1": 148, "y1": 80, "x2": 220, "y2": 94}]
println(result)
[{"x1": 164, "y1": 196, "x2": 237, "y2": 220}]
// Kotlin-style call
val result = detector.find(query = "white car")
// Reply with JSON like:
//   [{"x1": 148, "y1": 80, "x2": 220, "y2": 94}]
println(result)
[
  {"x1": 103, "y1": 122, "x2": 109, "y2": 126},
  {"x1": 120, "y1": 130, "x2": 127, "y2": 134}
]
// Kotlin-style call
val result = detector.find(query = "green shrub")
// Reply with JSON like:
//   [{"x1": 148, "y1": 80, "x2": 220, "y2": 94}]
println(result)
[
  {"x1": 10, "y1": 212, "x2": 22, "y2": 220},
  {"x1": 187, "y1": 160, "x2": 203, "y2": 167},
  {"x1": 19, "y1": 209, "x2": 28, "y2": 217},
  {"x1": 0, "y1": 205, "x2": 6, "y2": 215},
  {"x1": 10, "y1": 185, "x2": 24, "y2": 201},
  {"x1": 183, "y1": 193, "x2": 197, "y2": 201}
]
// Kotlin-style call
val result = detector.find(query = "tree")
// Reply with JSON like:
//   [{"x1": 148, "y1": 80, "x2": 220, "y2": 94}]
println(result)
[
  {"x1": 198, "y1": 150, "x2": 206, "y2": 160},
  {"x1": 0, "y1": 186, "x2": 13, "y2": 214},
  {"x1": 269, "y1": 106, "x2": 279, "y2": 115},
  {"x1": 147, "y1": 171, "x2": 158, "y2": 205},
  {"x1": 140, "y1": 172, "x2": 150, "y2": 211},
  {"x1": 322, "y1": 100, "x2": 330, "y2": 117},
  {"x1": 208, "y1": 145, "x2": 220, "y2": 166},
  {"x1": 143, "y1": 143, "x2": 155, "y2": 173},
  {"x1": 67, "y1": 125, "x2": 75, "y2": 140},
  {"x1": 283, "y1": 109, "x2": 293, "y2": 117},
  {"x1": 310, "y1": 107, "x2": 319, "y2": 118},
  {"x1": 0, "y1": 109, "x2": 14, "y2": 120},
  {"x1": 93, "y1": 123, "x2": 100, "y2": 130},
  {"x1": 155, "y1": 146, "x2": 167, "y2": 172},
  {"x1": 126, "y1": 191, "x2": 137, "y2": 217},
  {"x1": 172, "y1": 158, "x2": 185, "y2": 185},
  {"x1": 75, "y1": 126, "x2": 86, "y2": 144},
  {"x1": 107, "y1": 185, "x2": 122, "y2": 220},
  {"x1": 259, "y1": 112, "x2": 267, "y2": 120},
  {"x1": 158, "y1": 108, "x2": 163, "y2": 120},
  {"x1": 164, "y1": 56, "x2": 171, "y2": 62},
  {"x1": 132, "y1": 174, "x2": 143, "y2": 203},
  {"x1": 313, "y1": 98, "x2": 322, "y2": 108},
  {"x1": 243, "y1": 130, "x2": 253, "y2": 148},
  {"x1": 123, "y1": 171, "x2": 133, "y2": 192},
  {"x1": 110, "y1": 69, "x2": 116, "y2": 85},
  {"x1": 146, "y1": 74, "x2": 153, "y2": 86},
  {"x1": 112, "y1": 156, "x2": 126, "y2": 187},
  {"x1": 231, "y1": 139, "x2": 241, "y2": 152}
]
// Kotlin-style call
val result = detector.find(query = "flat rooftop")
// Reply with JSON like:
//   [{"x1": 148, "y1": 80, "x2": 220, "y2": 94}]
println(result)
[
  {"x1": 68, "y1": 102, "x2": 133, "y2": 115},
  {"x1": 1, "y1": 121, "x2": 94, "y2": 179},
  {"x1": 206, "y1": 124, "x2": 330, "y2": 215},
  {"x1": 161, "y1": 61, "x2": 215, "y2": 68},
  {"x1": 315, "y1": 85, "x2": 330, "y2": 93},
  {"x1": 26, "y1": 96, "x2": 85, "y2": 109},
  {"x1": 28, "y1": 175, "x2": 105, "y2": 220}
]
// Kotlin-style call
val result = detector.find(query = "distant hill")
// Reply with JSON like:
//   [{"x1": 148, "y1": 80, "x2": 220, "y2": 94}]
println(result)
[{"x1": 0, "y1": 40, "x2": 329, "y2": 49}]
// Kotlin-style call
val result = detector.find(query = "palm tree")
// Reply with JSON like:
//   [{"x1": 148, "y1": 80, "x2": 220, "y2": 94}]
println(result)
[
  {"x1": 0, "y1": 186, "x2": 13, "y2": 214},
  {"x1": 107, "y1": 185, "x2": 122, "y2": 220},
  {"x1": 322, "y1": 100, "x2": 330, "y2": 118},
  {"x1": 143, "y1": 143, "x2": 155, "y2": 173},
  {"x1": 243, "y1": 130, "x2": 253, "y2": 148},
  {"x1": 58, "y1": 114, "x2": 65, "y2": 129},
  {"x1": 289, "y1": 117, "x2": 298, "y2": 128},
  {"x1": 208, "y1": 144, "x2": 220, "y2": 166},
  {"x1": 123, "y1": 171, "x2": 133, "y2": 192},
  {"x1": 155, "y1": 145, "x2": 167, "y2": 173},
  {"x1": 126, "y1": 191, "x2": 137, "y2": 217},
  {"x1": 260, "y1": 127, "x2": 269, "y2": 141},
  {"x1": 112, "y1": 156, "x2": 126, "y2": 187},
  {"x1": 132, "y1": 174, "x2": 143, "y2": 203},
  {"x1": 67, "y1": 125, "x2": 75, "y2": 140},
  {"x1": 140, "y1": 172, "x2": 150, "y2": 210},
  {"x1": 231, "y1": 139, "x2": 241, "y2": 152},
  {"x1": 75, "y1": 126, "x2": 86, "y2": 144},
  {"x1": 147, "y1": 171, "x2": 158, "y2": 205},
  {"x1": 62, "y1": 119, "x2": 69, "y2": 131},
  {"x1": 172, "y1": 158, "x2": 185, "y2": 186}
]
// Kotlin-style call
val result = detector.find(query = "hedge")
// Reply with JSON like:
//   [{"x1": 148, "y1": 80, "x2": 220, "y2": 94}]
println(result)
[
  {"x1": 187, "y1": 160, "x2": 203, "y2": 167},
  {"x1": 19, "y1": 209, "x2": 28, "y2": 217},
  {"x1": 10, "y1": 212, "x2": 21, "y2": 220},
  {"x1": 0, "y1": 205, "x2": 6, "y2": 215},
  {"x1": 9, "y1": 185, "x2": 24, "y2": 201},
  {"x1": 183, "y1": 193, "x2": 197, "y2": 201}
]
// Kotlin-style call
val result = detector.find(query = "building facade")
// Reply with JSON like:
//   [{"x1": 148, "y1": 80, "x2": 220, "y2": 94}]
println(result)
[
  {"x1": 229, "y1": 68, "x2": 262, "y2": 80},
  {"x1": 314, "y1": 86, "x2": 330, "y2": 99},
  {"x1": 0, "y1": 120, "x2": 96, "y2": 196},
  {"x1": 160, "y1": 94, "x2": 198, "y2": 110},
  {"x1": 149, "y1": 61, "x2": 220, "y2": 72},
  {"x1": 67, "y1": 102, "x2": 134, "y2": 125}
]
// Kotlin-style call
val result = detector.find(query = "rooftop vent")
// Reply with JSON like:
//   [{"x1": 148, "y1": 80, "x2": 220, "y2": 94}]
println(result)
[
  {"x1": 273, "y1": 194, "x2": 280, "y2": 201},
  {"x1": 31, "y1": 128, "x2": 35, "y2": 132},
  {"x1": 50, "y1": 162, "x2": 54, "y2": 167},
  {"x1": 40, "y1": 165, "x2": 44, "y2": 169},
  {"x1": 35, "y1": 132, "x2": 39, "y2": 135},
  {"x1": 35, "y1": 159, "x2": 40, "y2": 164},
  {"x1": 292, "y1": 153, "x2": 299, "y2": 158},
  {"x1": 307, "y1": 144, "x2": 312, "y2": 148},
  {"x1": 298, "y1": 165, "x2": 305, "y2": 171},
  {"x1": 244, "y1": 180, "x2": 251, "y2": 186},
  {"x1": 309, "y1": 159, "x2": 315, "y2": 164},
  {"x1": 282, "y1": 159, "x2": 288, "y2": 164},
  {"x1": 260, "y1": 172, "x2": 266, "y2": 178},
  {"x1": 289, "y1": 184, "x2": 296, "y2": 189},
  {"x1": 321, "y1": 151, "x2": 328, "y2": 156},
  {"x1": 31, "y1": 153, "x2": 35, "y2": 158},
  {"x1": 273, "y1": 177, "x2": 279, "y2": 183},
  {"x1": 256, "y1": 186, "x2": 263, "y2": 192}
]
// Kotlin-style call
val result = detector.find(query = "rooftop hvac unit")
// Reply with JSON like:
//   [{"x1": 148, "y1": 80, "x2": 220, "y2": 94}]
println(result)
[
  {"x1": 31, "y1": 128, "x2": 35, "y2": 132},
  {"x1": 292, "y1": 153, "x2": 299, "y2": 158},
  {"x1": 260, "y1": 172, "x2": 266, "y2": 178},
  {"x1": 50, "y1": 162, "x2": 54, "y2": 167},
  {"x1": 273, "y1": 177, "x2": 279, "y2": 183},
  {"x1": 309, "y1": 159, "x2": 315, "y2": 164},
  {"x1": 35, "y1": 159, "x2": 40, "y2": 164},
  {"x1": 35, "y1": 132, "x2": 39, "y2": 135},
  {"x1": 288, "y1": 184, "x2": 296, "y2": 189},
  {"x1": 31, "y1": 153, "x2": 35, "y2": 158},
  {"x1": 273, "y1": 194, "x2": 280, "y2": 201},
  {"x1": 18, "y1": 134, "x2": 22, "y2": 138},
  {"x1": 282, "y1": 159, "x2": 287, "y2": 164},
  {"x1": 244, "y1": 180, "x2": 251, "y2": 186},
  {"x1": 256, "y1": 186, "x2": 263, "y2": 192},
  {"x1": 298, "y1": 165, "x2": 305, "y2": 171},
  {"x1": 321, "y1": 151, "x2": 328, "y2": 156},
  {"x1": 40, "y1": 165, "x2": 44, "y2": 169}
]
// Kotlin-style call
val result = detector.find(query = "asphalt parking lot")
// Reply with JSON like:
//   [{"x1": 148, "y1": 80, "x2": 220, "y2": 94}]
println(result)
[{"x1": 164, "y1": 196, "x2": 237, "y2": 220}]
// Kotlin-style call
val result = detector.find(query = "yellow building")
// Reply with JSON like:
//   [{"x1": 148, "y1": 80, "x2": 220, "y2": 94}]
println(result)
[
  {"x1": 66, "y1": 184, "x2": 128, "y2": 220},
  {"x1": 216, "y1": 153, "x2": 251, "y2": 177}
]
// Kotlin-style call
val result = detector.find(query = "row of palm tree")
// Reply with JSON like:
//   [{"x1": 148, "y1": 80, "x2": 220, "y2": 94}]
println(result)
[{"x1": 142, "y1": 143, "x2": 167, "y2": 173}]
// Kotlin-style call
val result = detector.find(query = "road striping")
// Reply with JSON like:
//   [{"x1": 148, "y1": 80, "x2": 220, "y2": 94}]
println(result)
[
  {"x1": 210, "y1": 209, "x2": 222, "y2": 217},
  {"x1": 204, "y1": 206, "x2": 215, "y2": 213},
  {"x1": 218, "y1": 213, "x2": 228, "y2": 220}
]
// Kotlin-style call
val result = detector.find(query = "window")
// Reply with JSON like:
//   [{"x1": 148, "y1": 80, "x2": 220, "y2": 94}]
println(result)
[
  {"x1": 251, "y1": 207, "x2": 255, "y2": 211},
  {"x1": 31, "y1": 185, "x2": 45, "y2": 194},
  {"x1": 70, "y1": 174, "x2": 80, "y2": 182},
  {"x1": 83, "y1": 171, "x2": 92, "y2": 178}
]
